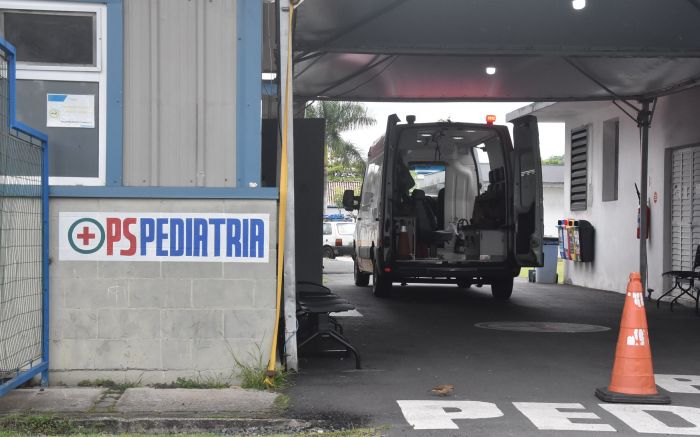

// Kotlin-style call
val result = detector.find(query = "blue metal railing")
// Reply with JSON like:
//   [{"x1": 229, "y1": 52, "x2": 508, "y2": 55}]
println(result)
[{"x1": 0, "y1": 38, "x2": 49, "y2": 397}]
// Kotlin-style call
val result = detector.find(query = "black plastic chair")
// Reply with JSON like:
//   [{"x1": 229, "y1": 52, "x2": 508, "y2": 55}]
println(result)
[
  {"x1": 657, "y1": 245, "x2": 700, "y2": 315},
  {"x1": 412, "y1": 189, "x2": 452, "y2": 254},
  {"x1": 296, "y1": 281, "x2": 361, "y2": 368}
]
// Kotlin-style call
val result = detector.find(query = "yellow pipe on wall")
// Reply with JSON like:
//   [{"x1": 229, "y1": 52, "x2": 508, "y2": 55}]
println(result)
[{"x1": 265, "y1": 1, "x2": 294, "y2": 384}]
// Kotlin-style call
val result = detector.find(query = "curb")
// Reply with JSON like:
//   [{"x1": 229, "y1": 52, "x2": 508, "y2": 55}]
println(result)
[{"x1": 70, "y1": 417, "x2": 318, "y2": 435}]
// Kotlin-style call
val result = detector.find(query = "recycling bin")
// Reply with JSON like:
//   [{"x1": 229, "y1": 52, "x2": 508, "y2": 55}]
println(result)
[{"x1": 536, "y1": 237, "x2": 559, "y2": 284}]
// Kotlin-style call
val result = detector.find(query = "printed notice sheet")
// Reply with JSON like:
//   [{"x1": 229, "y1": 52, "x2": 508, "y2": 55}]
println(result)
[{"x1": 47, "y1": 94, "x2": 95, "y2": 128}]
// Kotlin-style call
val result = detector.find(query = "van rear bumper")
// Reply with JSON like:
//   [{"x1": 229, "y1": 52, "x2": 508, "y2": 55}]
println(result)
[{"x1": 389, "y1": 262, "x2": 517, "y2": 282}]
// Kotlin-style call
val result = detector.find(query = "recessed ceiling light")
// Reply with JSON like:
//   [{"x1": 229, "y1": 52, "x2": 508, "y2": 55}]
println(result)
[
  {"x1": 485, "y1": 66, "x2": 496, "y2": 75},
  {"x1": 572, "y1": 0, "x2": 586, "y2": 10}
]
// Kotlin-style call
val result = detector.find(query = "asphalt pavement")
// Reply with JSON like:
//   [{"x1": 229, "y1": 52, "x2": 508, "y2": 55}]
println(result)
[{"x1": 289, "y1": 257, "x2": 700, "y2": 436}]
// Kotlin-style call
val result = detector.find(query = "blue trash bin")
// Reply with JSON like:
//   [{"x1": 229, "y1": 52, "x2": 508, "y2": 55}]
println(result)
[{"x1": 536, "y1": 237, "x2": 559, "y2": 284}]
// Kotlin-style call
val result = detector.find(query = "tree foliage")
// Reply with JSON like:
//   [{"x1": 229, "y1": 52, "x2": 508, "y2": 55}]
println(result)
[
  {"x1": 542, "y1": 154, "x2": 564, "y2": 165},
  {"x1": 306, "y1": 101, "x2": 376, "y2": 181}
]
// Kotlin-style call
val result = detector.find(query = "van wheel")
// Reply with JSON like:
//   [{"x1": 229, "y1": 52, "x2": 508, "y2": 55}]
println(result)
[
  {"x1": 354, "y1": 258, "x2": 370, "y2": 286},
  {"x1": 457, "y1": 280, "x2": 472, "y2": 289},
  {"x1": 491, "y1": 277, "x2": 514, "y2": 300},
  {"x1": 372, "y1": 262, "x2": 392, "y2": 298},
  {"x1": 323, "y1": 246, "x2": 335, "y2": 259}
]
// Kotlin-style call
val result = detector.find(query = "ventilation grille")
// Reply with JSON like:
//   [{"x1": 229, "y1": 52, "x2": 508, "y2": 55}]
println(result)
[{"x1": 570, "y1": 126, "x2": 589, "y2": 211}]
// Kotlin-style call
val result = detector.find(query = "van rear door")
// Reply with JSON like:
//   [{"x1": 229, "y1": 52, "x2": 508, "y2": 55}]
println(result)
[
  {"x1": 512, "y1": 115, "x2": 544, "y2": 267},
  {"x1": 378, "y1": 114, "x2": 400, "y2": 267}
]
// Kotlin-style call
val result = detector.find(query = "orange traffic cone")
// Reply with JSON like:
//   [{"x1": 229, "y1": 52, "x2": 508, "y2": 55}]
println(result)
[{"x1": 595, "y1": 272, "x2": 670, "y2": 404}]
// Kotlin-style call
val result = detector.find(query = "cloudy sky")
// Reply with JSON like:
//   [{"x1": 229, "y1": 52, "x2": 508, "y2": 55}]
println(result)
[{"x1": 340, "y1": 101, "x2": 565, "y2": 160}]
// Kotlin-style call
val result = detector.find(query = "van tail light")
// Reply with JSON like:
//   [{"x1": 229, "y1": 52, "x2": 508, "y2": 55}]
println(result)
[{"x1": 335, "y1": 238, "x2": 342, "y2": 246}]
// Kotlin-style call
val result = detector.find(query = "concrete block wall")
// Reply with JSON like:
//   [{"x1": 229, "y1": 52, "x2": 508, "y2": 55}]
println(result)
[{"x1": 48, "y1": 198, "x2": 277, "y2": 385}]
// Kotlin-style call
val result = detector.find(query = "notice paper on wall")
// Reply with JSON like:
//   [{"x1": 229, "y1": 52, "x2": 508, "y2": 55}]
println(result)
[{"x1": 47, "y1": 94, "x2": 95, "y2": 128}]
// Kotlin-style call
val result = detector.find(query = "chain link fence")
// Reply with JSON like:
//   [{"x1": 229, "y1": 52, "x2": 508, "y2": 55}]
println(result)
[{"x1": 0, "y1": 40, "x2": 49, "y2": 396}]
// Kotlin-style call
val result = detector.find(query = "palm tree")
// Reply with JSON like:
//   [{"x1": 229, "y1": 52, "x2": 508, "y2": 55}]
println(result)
[{"x1": 305, "y1": 101, "x2": 376, "y2": 181}]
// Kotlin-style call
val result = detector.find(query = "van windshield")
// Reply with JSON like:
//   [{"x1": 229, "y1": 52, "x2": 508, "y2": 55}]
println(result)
[{"x1": 410, "y1": 163, "x2": 445, "y2": 197}]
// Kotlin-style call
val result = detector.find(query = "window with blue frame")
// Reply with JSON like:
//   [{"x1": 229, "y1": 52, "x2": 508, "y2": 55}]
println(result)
[{"x1": 0, "y1": 1, "x2": 107, "y2": 186}]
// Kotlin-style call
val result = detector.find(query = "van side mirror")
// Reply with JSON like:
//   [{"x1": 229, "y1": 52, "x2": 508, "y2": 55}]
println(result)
[{"x1": 342, "y1": 189, "x2": 360, "y2": 211}]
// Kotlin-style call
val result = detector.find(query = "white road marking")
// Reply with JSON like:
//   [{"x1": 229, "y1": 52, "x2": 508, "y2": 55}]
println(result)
[
  {"x1": 396, "y1": 400, "x2": 503, "y2": 430},
  {"x1": 601, "y1": 404, "x2": 700, "y2": 435},
  {"x1": 513, "y1": 402, "x2": 615, "y2": 432},
  {"x1": 330, "y1": 309, "x2": 363, "y2": 317},
  {"x1": 395, "y1": 376, "x2": 700, "y2": 432},
  {"x1": 656, "y1": 375, "x2": 700, "y2": 394}
]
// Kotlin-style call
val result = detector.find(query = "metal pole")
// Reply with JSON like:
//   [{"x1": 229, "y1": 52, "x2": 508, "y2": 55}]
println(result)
[
  {"x1": 41, "y1": 136, "x2": 49, "y2": 387},
  {"x1": 638, "y1": 99, "x2": 651, "y2": 293},
  {"x1": 279, "y1": 0, "x2": 298, "y2": 371}
]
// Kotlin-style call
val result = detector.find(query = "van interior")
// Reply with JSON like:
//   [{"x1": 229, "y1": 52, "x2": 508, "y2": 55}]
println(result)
[{"x1": 392, "y1": 124, "x2": 508, "y2": 264}]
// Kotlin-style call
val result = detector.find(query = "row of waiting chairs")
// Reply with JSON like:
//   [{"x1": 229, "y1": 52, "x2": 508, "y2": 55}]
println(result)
[{"x1": 295, "y1": 281, "x2": 361, "y2": 369}]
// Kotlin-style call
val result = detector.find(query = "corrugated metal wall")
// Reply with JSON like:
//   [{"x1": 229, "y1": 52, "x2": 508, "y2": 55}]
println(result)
[{"x1": 124, "y1": 0, "x2": 237, "y2": 187}]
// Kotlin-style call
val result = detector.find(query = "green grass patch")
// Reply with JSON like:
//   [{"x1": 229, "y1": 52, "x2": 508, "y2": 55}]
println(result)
[
  {"x1": 151, "y1": 376, "x2": 230, "y2": 389},
  {"x1": 0, "y1": 415, "x2": 74, "y2": 435},
  {"x1": 273, "y1": 393, "x2": 291, "y2": 411},
  {"x1": 76, "y1": 378, "x2": 139, "y2": 393},
  {"x1": 235, "y1": 358, "x2": 290, "y2": 391},
  {"x1": 228, "y1": 342, "x2": 292, "y2": 391}
]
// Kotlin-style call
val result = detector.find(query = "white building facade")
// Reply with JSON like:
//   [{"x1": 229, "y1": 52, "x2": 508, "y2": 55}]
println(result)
[{"x1": 516, "y1": 86, "x2": 700, "y2": 294}]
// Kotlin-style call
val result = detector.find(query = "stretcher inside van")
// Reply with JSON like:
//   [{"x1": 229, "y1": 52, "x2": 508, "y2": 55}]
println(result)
[{"x1": 344, "y1": 114, "x2": 543, "y2": 299}]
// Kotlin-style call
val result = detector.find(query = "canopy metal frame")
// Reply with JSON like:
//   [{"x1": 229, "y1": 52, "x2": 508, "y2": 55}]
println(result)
[{"x1": 275, "y1": 1, "x2": 700, "y2": 359}]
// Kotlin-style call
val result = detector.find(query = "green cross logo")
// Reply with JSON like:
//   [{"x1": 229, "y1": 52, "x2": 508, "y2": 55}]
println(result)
[{"x1": 67, "y1": 218, "x2": 105, "y2": 254}]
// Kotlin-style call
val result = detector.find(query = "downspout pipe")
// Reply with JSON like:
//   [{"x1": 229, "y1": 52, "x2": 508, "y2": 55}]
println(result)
[{"x1": 638, "y1": 99, "x2": 652, "y2": 294}]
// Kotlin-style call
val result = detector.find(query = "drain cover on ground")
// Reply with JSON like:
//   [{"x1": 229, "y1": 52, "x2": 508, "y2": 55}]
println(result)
[{"x1": 475, "y1": 321, "x2": 610, "y2": 333}]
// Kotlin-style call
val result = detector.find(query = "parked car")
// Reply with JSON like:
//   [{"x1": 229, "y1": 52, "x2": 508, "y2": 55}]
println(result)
[
  {"x1": 343, "y1": 114, "x2": 543, "y2": 299},
  {"x1": 323, "y1": 221, "x2": 356, "y2": 259}
]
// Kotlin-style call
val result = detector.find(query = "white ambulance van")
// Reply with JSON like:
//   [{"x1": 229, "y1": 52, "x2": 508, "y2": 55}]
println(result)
[{"x1": 343, "y1": 114, "x2": 543, "y2": 299}]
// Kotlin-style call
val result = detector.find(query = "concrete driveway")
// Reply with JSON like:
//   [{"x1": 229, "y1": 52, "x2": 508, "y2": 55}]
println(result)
[{"x1": 288, "y1": 258, "x2": 700, "y2": 436}]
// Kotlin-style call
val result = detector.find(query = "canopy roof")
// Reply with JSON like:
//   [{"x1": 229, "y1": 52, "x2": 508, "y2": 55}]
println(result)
[{"x1": 292, "y1": 0, "x2": 700, "y2": 101}]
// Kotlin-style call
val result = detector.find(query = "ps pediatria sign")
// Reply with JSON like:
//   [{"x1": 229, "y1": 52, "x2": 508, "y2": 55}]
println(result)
[{"x1": 59, "y1": 212, "x2": 270, "y2": 262}]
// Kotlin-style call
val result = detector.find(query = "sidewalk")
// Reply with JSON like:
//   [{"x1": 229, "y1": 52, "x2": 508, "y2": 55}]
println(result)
[{"x1": 0, "y1": 387, "x2": 318, "y2": 434}]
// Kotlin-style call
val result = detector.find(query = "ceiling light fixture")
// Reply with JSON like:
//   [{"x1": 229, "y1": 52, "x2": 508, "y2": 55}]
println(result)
[
  {"x1": 572, "y1": 0, "x2": 586, "y2": 10},
  {"x1": 485, "y1": 66, "x2": 496, "y2": 75}
]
